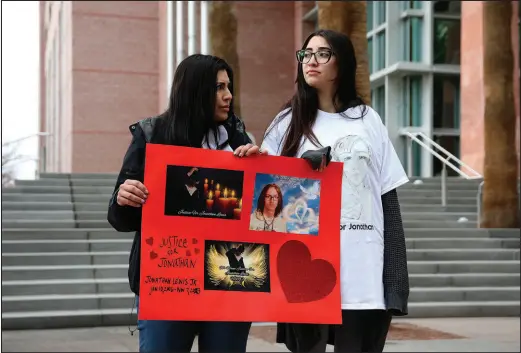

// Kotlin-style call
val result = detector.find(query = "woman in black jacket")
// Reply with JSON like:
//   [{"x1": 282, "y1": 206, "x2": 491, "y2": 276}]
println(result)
[{"x1": 107, "y1": 54, "x2": 253, "y2": 353}]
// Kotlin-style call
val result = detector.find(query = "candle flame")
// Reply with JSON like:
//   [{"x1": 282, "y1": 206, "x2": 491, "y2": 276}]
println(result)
[
  {"x1": 239, "y1": 198, "x2": 242, "y2": 209},
  {"x1": 216, "y1": 183, "x2": 220, "y2": 190},
  {"x1": 208, "y1": 190, "x2": 214, "y2": 199},
  {"x1": 211, "y1": 180, "x2": 214, "y2": 184},
  {"x1": 204, "y1": 178, "x2": 208, "y2": 184},
  {"x1": 223, "y1": 188, "x2": 228, "y2": 198},
  {"x1": 231, "y1": 190, "x2": 236, "y2": 197}
]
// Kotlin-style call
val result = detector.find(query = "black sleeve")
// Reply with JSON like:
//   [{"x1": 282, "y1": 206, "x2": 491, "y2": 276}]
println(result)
[
  {"x1": 381, "y1": 188, "x2": 410, "y2": 316},
  {"x1": 107, "y1": 128, "x2": 146, "y2": 232},
  {"x1": 227, "y1": 115, "x2": 253, "y2": 148}
]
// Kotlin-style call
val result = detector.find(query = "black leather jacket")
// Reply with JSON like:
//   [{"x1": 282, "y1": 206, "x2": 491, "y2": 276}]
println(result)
[{"x1": 107, "y1": 115, "x2": 251, "y2": 295}]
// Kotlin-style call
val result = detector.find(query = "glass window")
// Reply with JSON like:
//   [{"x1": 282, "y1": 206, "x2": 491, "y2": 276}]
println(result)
[
  {"x1": 375, "y1": 1, "x2": 386, "y2": 26},
  {"x1": 402, "y1": 137, "x2": 422, "y2": 177},
  {"x1": 433, "y1": 19, "x2": 460, "y2": 64},
  {"x1": 367, "y1": 1, "x2": 373, "y2": 31},
  {"x1": 372, "y1": 85, "x2": 386, "y2": 121},
  {"x1": 433, "y1": 0, "x2": 461, "y2": 15},
  {"x1": 403, "y1": 17, "x2": 422, "y2": 62},
  {"x1": 402, "y1": 0, "x2": 423, "y2": 10},
  {"x1": 368, "y1": 37, "x2": 373, "y2": 74},
  {"x1": 432, "y1": 135, "x2": 460, "y2": 176},
  {"x1": 375, "y1": 33, "x2": 386, "y2": 71},
  {"x1": 402, "y1": 76, "x2": 422, "y2": 127},
  {"x1": 433, "y1": 75, "x2": 460, "y2": 129}
]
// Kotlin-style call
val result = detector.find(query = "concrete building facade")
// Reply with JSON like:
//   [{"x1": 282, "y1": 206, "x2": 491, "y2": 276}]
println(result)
[{"x1": 39, "y1": 1, "x2": 520, "y2": 176}]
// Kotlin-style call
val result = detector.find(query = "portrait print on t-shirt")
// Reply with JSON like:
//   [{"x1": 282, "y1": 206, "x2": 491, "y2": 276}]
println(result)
[
  {"x1": 250, "y1": 173, "x2": 321, "y2": 235},
  {"x1": 331, "y1": 135, "x2": 373, "y2": 223}
]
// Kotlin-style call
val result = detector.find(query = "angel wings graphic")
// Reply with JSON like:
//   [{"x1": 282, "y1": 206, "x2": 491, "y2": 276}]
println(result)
[{"x1": 206, "y1": 244, "x2": 268, "y2": 289}]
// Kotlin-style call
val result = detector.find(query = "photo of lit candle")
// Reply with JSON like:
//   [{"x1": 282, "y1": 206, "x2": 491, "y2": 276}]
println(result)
[
  {"x1": 206, "y1": 190, "x2": 214, "y2": 211},
  {"x1": 233, "y1": 198, "x2": 242, "y2": 220},
  {"x1": 217, "y1": 188, "x2": 231, "y2": 214},
  {"x1": 215, "y1": 183, "x2": 221, "y2": 198},
  {"x1": 229, "y1": 189, "x2": 238, "y2": 209}
]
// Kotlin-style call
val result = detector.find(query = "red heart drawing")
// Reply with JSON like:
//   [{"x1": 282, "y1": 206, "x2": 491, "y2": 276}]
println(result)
[
  {"x1": 186, "y1": 250, "x2": 192, "y2": 257},
  {"x1": 149, "y1": 251, "x2": 158, "y2": 260},
  {"x1": 277, "y1": 240, "x2": 337, "y2": 303},
  {"x1": 194, "y1": 248, "x2": 200, "y2": 255},
  {"x1": 192, "y1": 238, "x2": 198, "y2": 245},
  {"x1": 145, "y1": 237, "x2": 153, "y2": 246}
]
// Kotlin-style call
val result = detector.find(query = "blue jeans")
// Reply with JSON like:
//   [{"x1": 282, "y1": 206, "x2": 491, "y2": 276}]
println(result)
[{"x1": 135, "y1": 296, "x2": 252, "y2": 353}]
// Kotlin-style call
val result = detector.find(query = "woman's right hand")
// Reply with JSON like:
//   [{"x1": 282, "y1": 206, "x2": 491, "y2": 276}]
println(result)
[
  {"x1": 233, "y1": 143, "x2": 268, "y2": 157},
  {"x1": 116, "y1": 179, "x2": 149, "y2": 207}
]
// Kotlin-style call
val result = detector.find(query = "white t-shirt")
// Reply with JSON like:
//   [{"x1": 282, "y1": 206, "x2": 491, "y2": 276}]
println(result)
[{"x1": 261, "y1": 106, "x2": 409, "y2": 310}]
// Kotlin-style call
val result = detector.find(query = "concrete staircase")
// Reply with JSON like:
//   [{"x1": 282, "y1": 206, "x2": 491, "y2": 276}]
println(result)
[{"x1": 2, "y1": 173, "x2": 519, "y2": 330}]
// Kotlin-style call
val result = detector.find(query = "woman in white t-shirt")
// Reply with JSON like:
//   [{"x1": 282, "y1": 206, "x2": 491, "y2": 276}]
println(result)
[{"x1": 234, "y1": 29, "x2": 410, "y2": 353}]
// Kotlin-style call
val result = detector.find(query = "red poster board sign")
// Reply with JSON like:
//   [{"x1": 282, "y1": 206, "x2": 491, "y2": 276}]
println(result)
[{"x1": 139, "y1": 144, "x2": 343, "y2": 324}]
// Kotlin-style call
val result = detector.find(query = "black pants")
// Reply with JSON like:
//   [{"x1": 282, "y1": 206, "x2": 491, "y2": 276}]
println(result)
[{"x1": 310, "y1": 310, "x2": 393, "y2": 353}]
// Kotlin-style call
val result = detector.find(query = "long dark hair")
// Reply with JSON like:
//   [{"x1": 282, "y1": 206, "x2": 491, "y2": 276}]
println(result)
[
  {"x1": 256, "y1": 183, "x2": 283, "y2": 217},
  {"x1": 155, "y1": 54, "x2": 235, "y2": 147},
  {"x1": 266, "y1": 29, "x2": 367, "y2": 157}
]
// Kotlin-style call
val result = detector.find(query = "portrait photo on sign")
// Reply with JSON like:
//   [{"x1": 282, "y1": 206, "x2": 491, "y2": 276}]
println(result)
[
  {"x1": 204, "y1": 240, "x2": 271, "y2": 293},
  {"x1": 250, "y1": 173, "x2": 321, "y2": 235},
  {"x1": 164, "y1": 165, "x2": 244, "y2": 220}
]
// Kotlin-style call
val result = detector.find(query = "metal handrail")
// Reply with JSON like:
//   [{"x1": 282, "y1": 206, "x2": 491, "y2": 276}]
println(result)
[
  {"x1": 415, "y1": 132, "x2": 482, "y2": 178},
  {"x1": 403, "y1": 131, "x2": 482, "y2": 207}
]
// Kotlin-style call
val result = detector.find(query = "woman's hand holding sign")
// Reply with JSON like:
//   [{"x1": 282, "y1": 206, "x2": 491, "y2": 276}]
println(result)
[{"x1": 117, "y1": 179, "x2": 149, "y2": 207}]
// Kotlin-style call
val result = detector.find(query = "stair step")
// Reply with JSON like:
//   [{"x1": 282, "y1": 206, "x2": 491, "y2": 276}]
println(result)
[
  {"x1": 40, "y1": 173, "x2": 117, "y2": 179},
  {"x1": 0, "y1": 229, "x2": 133, "y2": 240},
  {"x1": 403, "y1": 220, "x2": 477, "y2": 228},
  {"x1": 2, "y1": 239, "x2": 132, "y2": 252},
  {"x1": 1, "y1": 211, "x2": 76, "y2": 220},
  {"x1": 1, "y1": 252, "x2": 128, "y2": 266},
  {"x1": 406, "y1": 238, "x2": 520, "y2": 249},
  {"x1": 407, "y1": 301, "x2": 520, "y2": 318},
  {"x1": 409, "y1": 273, "x2": 520, "y2": 287},
  {"x1": 406, "y1": 249, "x2": 519, "y2": 261},
  {"x1": 2, "y1": 293, "x2": 134, "y2": 313},
  {"x1": 1, "y1": 278, "x2": 128, "y2": 296},
  {"x1": 409, "y1": 287, "x2": 520, "y2": 302},
  {"x1": 408, "y1": 260, "x2": 521, "y2": 274},
  {"x1": 2, "y1": 264, "x2": 128, "y2": 280},
  {"x1": 1, "y1": 220, "x2": 111, "y2": 229}
]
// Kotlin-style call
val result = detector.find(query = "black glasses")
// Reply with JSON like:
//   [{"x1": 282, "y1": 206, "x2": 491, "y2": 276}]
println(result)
[{"x1": 296, "y1": 49, "x2": 334, "y2": 64}]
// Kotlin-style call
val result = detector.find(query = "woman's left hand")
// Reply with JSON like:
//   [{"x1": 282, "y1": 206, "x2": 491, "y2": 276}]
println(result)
[{"x1": 234, "y1": 143, "x2": 268, "y2": 157}]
